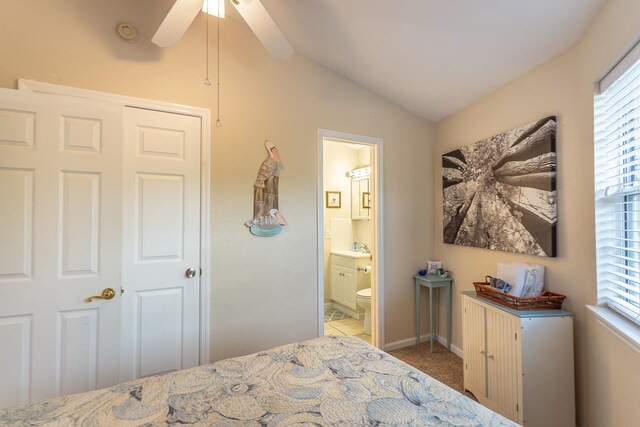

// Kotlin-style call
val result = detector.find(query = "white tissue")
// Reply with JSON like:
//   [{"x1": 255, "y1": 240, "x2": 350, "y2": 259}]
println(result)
[
  {"x1": 497, "y1": 263, "x2": 528, "y2": 297},
  {"x1": 519, "y1": 264, "x2": 545, "y2": 297}
]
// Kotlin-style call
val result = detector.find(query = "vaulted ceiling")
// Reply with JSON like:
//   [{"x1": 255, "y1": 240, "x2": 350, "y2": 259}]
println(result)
[{"x1": 250, "y1": 0, "x2": 607, "y2": 121}]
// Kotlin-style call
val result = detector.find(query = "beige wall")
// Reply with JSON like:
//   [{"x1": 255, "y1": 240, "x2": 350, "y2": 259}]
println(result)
[
  {"x1": 0, "y1": 0, "x2": 434, "y2": 360},
  {"x1": 434, "y1": 0, "x2": 640, "y2": 425}
]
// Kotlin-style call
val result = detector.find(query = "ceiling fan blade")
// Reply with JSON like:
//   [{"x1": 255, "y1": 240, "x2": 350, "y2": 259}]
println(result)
[
  {"x1": 152, "y1": 0, "x2": 204, "y2": 47},
  {"x1": 231, "y1": 0, "x2": 294, "y2": 61}
]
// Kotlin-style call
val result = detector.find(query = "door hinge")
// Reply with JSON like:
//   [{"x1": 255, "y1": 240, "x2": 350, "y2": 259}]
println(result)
[
  {"x1": 515, "y1": 332, "x2": 518, "y2": 340},
  {"x1": 200, "y1": 268, "x2": 203, "y2": 276},
  {"x1": 516, "y1": 403, "x2": 519, "y2": 412},
  {"x1": 120, "y1": 287, "x2": 124, "y2": 295}
]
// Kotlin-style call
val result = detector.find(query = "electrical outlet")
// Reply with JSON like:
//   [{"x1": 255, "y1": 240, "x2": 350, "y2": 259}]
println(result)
[{"x1": 325, "y1": 229, "x2": 331, "y2": 239}]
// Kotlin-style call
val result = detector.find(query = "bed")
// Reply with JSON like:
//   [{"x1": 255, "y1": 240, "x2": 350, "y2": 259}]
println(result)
[{"x1": 0, "y1": 336, "x2": 517, "y2": 426}]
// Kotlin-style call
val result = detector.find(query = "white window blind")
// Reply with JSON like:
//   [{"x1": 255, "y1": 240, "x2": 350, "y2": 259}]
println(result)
[{"x1": 595, "y1": 44, "x2": 640, "y2": 326}]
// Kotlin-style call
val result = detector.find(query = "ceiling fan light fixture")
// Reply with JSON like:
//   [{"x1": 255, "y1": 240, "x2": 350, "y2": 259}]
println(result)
[
  {"x1": 203, "y1": 0, "x2": 225, "y2": 18},
  {"x1": 153, "y1": 0, "x2": 291, "y2": 60}
]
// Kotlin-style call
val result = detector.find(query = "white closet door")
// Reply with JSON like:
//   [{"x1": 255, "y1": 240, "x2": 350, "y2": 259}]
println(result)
[
  {"x1": 0, "y1": 88, "x2": 122, "y2": 408},
  {"x1": 120, "y1": 107, "x2": 201, "y2": 380}
]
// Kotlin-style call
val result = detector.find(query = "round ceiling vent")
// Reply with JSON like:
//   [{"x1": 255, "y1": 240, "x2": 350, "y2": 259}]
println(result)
[{"x1": 116, "y1": 22, "x2": 138, "y2": 42}]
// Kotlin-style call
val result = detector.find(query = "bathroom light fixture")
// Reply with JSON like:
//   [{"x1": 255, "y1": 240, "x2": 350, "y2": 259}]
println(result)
[
  {"x1": 202, "y1": 0, "x2": 225, "y2": 18},
  {"x1": 349, "y1": 167, "x2": 371, "y2": 178}
]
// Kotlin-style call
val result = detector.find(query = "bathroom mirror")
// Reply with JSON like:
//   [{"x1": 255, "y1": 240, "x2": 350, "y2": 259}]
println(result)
[{"x1": 351, "y1": 172, "x2": 370, "y2": 220}]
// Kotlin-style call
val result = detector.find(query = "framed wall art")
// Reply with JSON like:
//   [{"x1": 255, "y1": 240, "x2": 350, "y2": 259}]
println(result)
[
  {"x1": 326, "y1": 191, "x2": 341, "y2": 208},
  {"x1": 442, "y1": 116, "x2": 557, "y2": 257}
]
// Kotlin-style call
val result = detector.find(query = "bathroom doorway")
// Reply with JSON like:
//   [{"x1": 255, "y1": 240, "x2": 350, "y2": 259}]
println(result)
[{"x1": 317, "y1": 129, "x2": 384, "y2": 348}]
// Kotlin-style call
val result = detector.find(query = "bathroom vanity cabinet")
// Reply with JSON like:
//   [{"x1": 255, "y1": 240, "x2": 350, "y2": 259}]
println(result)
[
  {"x1": 330, "y1": 252, "x2": 370, "y2": 311},
  {"x1": 462, "y1": 292, "x2": 575, "y2": 426}
]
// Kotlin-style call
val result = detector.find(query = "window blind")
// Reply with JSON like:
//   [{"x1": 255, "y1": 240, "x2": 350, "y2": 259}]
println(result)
[{"x1": 595, "y1": 46, "x2": 640, "y2": 326}]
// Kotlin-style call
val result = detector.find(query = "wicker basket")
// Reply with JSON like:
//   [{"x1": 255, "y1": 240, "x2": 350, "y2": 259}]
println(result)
[{"x1": 473, "y1": 281, "x2": 566, "y2": 310}]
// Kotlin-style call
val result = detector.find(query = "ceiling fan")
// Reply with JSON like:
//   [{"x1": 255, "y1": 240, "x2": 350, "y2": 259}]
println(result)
[{"x1": 152, "y1": 0, "x2": 294, "y2": 60}]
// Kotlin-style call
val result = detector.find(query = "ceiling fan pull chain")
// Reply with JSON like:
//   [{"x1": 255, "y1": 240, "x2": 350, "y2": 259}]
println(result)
[
  {"x1": 204, "y1": 0, "x2": 211, "y2": 86},
  {"x1": 216, "y1": 10, "x2": 222, "y2": 127}
]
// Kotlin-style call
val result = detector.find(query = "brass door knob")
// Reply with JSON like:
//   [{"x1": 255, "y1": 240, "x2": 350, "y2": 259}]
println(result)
[{"x1": 85, "y1": 288, "x2": 116, "y2": 303}]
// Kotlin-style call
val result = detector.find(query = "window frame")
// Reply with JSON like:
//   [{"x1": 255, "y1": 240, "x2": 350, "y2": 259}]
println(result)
[{"x1": 594, "y1": 40, "x2": 640, "y2": 332}]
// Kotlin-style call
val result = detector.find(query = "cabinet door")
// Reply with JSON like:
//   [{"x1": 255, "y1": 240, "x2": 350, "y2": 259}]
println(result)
[
  {"x1": 351, "y1": 180, "x2": 361, "y2": 219},
  {"x1": 486, "y1": 307, "x2": 520, "y2": 422},
  {"x1": 330, "y1": 265, "x2": 343, "y2": 305},
  {"x1": 351, "y1": 178, "x2": 370, "y2": 219},
  {"x1": 463, "y1": 297, "x2": 487, "y2": 398},
  {"x1": 342, "y1": 267, "x2": 357, "y2": 310}
]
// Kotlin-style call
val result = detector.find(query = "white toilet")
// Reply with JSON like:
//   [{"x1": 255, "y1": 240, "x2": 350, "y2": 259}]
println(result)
[{"x1": 356, "y1": 288, "x2": 372, "y2": 335}]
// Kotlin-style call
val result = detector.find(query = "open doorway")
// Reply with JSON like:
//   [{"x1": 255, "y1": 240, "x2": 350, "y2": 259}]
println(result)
[{"x1": 317, "y1": 129, "x2": 384, "y2": 348}]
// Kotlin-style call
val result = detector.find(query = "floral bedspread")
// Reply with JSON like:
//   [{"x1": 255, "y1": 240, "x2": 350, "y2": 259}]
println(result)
[{"x1": 0, "y1": 336, "x2": 518, "y2": 426}]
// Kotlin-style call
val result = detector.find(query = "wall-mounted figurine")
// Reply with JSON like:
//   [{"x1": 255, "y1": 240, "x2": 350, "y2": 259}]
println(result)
[{"x1": 244, "y1": 140, "x2": 288, "y2": 236}]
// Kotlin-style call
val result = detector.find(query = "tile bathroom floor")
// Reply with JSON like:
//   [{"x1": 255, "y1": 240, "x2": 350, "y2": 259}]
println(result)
[{"x1": 324, "y1": 309, "x2": 371, "y2": 344}]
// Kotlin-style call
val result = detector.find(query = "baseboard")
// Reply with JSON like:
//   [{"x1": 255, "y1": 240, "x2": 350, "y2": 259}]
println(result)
[
  {"x1": 384, "y1": 334, "x2": 463, "y2": 358},
  {"x1": 384, "y1": 334, "x2": 433, "y2": 351},
  {"x1": 324, "y1": 302, "x2": 333, "y2": 311},
  {"x1": 439, "y1": 335, "x2": 463, "y2": 358}
]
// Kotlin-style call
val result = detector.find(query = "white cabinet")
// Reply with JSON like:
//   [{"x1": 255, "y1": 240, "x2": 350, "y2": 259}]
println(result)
[
  {"x1": 462, "y1": 293, "x2": 575, "y2": 427},
  {"x1": 330, "y1": 265, "x2": 354, "y2": 308},
  {"x1": 330, "y1": 253, "x2": 369, "y2": 311},
  {"x1": 351, "y1": 177, "x2": 370, "y2": 220}
]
